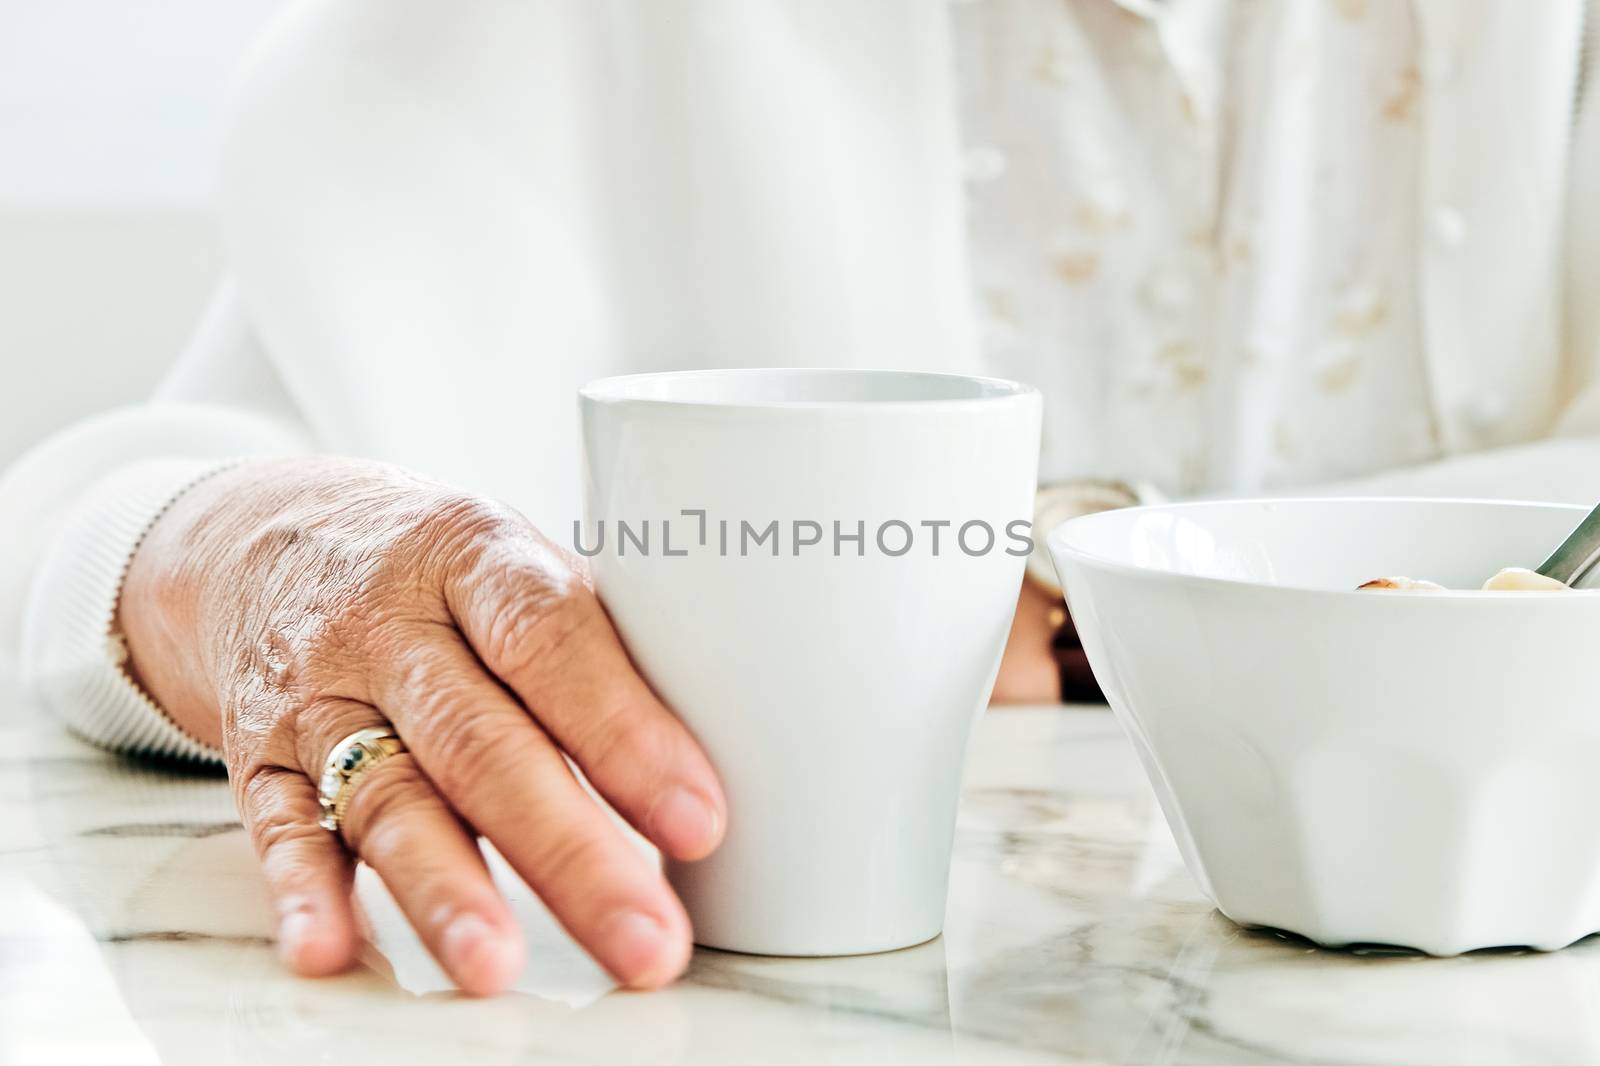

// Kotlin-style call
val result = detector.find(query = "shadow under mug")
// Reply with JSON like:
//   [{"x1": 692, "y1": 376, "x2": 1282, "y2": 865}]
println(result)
[{"x1": 579, "y1": 368, "x2": 1041, "y2": 955}]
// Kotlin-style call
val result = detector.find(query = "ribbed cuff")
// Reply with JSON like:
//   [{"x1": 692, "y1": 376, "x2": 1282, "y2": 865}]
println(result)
[{"x1": 23, "y1": 458, "x2": 241, "y2": 764}]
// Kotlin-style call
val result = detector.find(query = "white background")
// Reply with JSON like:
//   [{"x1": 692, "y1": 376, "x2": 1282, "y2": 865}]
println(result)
[{"x1": 0, "y1": 1, "x2": 280, "y2": 466}]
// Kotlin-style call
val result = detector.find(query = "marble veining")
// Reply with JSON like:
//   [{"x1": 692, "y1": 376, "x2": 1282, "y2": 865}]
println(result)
[{"x1": 4, "y1": 680, "x2": 1600, "y2": 1065}]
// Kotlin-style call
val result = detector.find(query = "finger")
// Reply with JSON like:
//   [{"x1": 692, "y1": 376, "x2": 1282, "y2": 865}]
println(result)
[
  {"x1": 344, "y1": 755, "x2": 526, "y2": 995},
  {"x1": 237, "y1": 765, "x2": 359, "y2": 977},
  {"x1": 373, "y1": 635, "x2": 693, "y2": 989},
  {"x1": 993, "y1": 578, "x2": 1068, "y2": 702},
  {"x1": 443, "y1": 541, "x2": 725, "y2": 861},
  {"x1": 296, "y1": 698, "x2": 525, "y2": 996}
]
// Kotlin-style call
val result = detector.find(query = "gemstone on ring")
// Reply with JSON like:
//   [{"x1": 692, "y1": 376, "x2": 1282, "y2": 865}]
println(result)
[{"x1": 317, "y1": 727, "x2": 406, "y2": 835}]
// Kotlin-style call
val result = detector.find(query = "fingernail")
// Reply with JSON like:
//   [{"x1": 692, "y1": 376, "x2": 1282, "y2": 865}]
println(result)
[
  {"x1": 651, "y1": 787, "x2": 722, "y2": 860},
  {"x1": 442, "y1": 912, "x2": 523, "y2": 995},
  {"x1": 599, "y1": 910, "x2": 681, "y2": 987},
  {"x1": 277, "y1": 909, "x2": 316, "y2": 968}
]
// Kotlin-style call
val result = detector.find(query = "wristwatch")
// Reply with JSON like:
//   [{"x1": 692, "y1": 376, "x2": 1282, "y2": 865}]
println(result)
[{"x1": 1025, "y1": 479, "x2": 1159, "y2": 594}]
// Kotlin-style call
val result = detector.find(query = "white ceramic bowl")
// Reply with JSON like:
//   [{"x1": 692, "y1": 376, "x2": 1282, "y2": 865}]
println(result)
[{"x1": 1049, "y1": 498, "x2": 1600, "y2": 955}]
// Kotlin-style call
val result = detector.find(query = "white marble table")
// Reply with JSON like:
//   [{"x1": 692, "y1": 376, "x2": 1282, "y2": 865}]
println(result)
[{"x1": 4, "y1": 691, "x2": 1599, "y2": 1066}]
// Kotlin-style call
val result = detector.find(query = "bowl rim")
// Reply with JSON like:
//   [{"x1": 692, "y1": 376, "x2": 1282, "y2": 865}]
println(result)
[{"x1": 1046, "y1": 496, "x2": 1600, "y2": 600}]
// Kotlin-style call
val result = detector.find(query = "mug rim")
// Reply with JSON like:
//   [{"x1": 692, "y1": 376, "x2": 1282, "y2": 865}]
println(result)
[{"x1": 579, "y1": 367, "x2": 1038, "y2": 411}]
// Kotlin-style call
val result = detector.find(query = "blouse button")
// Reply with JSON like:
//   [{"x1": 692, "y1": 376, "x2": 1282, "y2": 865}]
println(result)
[
  {"x1": 1430, "y1": 206, "x2": 1467, "y2": 249},
  {"x1": 962, "y1": 146, "x2": 1008, "y2": 184},
  {"x1": 1459, "y1": 393, "x2": 1507, "y2": 437},
  {"x1": 1405, "y1": 412, "x2": 1442, "y2": 453},
  {"x1": 1422, "y1": 48, "x2": 1458, "y2": 85},
  {"x1": 1140, "y1": 270, "x2": 1193, "y2": 316}
]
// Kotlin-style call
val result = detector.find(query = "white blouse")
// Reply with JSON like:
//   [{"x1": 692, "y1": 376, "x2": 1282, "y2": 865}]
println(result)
[
  {"x1": 958, "y1": 0, "x2": 1595, "y2": 492},
  {"x1": 6, "y1": 0, "x2": 1600, "y2": 756}
]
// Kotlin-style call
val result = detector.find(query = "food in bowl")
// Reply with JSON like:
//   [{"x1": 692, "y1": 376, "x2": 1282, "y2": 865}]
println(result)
[
  {"x1": 1049, "y1": 498, "x2": 1600, "y2": 955},
  {"x1": 1358, "y1": 567, "x2": 1570, "y2": 592},
  {"x1": 1479, "y1": 567, "x2": 1569, "y2": 591},
  {"x1": 1356, "y1": 576, "x2": 1447, "y2": 591}
]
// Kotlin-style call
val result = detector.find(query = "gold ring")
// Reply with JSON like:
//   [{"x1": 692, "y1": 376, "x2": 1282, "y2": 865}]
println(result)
[{"x1": 317, "y1": 727, "x2": 407, "y2": 833}]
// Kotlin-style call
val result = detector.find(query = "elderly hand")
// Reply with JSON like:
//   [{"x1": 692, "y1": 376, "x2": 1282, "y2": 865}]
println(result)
[
  {"x1": 992, "y1": 576, "x2": 1100, "y2": 703},
  {"x1": 117, "y1": 458, "x2": 727, "y2": 995}
]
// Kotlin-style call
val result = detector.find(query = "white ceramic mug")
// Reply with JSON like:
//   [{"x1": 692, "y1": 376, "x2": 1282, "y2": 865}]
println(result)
[{"x1": 579, "y1": 369, "x2": 1040, "y2": 955}]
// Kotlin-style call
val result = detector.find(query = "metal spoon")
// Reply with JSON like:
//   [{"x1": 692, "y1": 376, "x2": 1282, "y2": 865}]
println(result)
[{"x1": 1536, "y1": 503, "x2": 1600, "y2": 586}]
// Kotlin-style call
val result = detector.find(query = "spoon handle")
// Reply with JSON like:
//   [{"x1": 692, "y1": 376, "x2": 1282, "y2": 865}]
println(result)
[{"x1": 1536, "y1": 503, "x2": 1600, "y2": 586}]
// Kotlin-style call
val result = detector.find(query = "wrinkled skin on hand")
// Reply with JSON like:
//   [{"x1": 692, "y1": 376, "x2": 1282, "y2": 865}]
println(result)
[
  {"x1": 117, "y1": 457, "x2": 1074, "y2": 995},
  {"x1": 120, "y1": 458, "x2": 727, "y2": 994}
]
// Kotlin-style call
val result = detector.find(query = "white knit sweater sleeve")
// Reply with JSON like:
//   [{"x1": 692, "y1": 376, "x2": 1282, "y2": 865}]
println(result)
[
  {"x1": 0, "y1": 282, "x2": 312, "y2": 760},
  {"x1": 22, "y1": 459, "x2": 239, "y2": 761}
]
